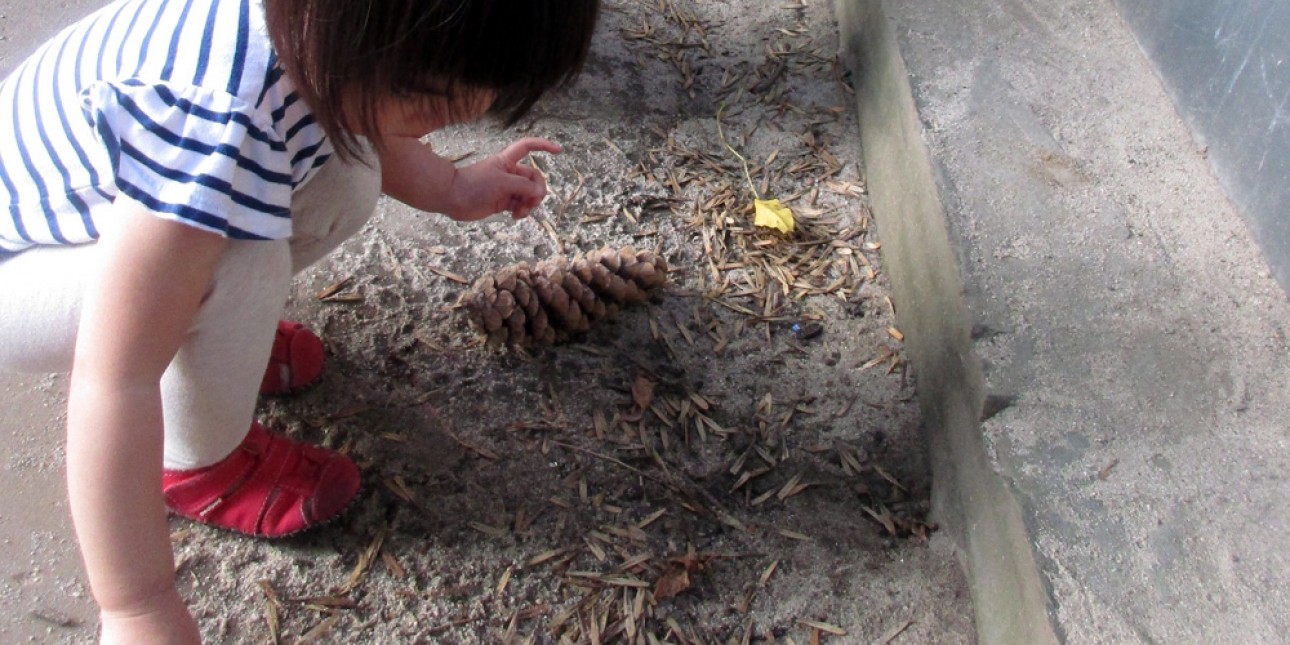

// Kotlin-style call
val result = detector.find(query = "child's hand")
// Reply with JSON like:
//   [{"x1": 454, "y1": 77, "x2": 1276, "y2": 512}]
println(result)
[{"x1": 444, "y1": 137, "x2": 561, "y2": 221}]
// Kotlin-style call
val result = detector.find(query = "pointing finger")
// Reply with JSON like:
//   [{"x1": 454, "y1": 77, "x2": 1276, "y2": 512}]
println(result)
[{"x1": 500, "y1": 137, "x2": 562, "y2": 166}]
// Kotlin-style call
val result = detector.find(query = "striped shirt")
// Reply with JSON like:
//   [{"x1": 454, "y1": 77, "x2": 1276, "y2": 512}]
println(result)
[{"x1": 0, "y1": 0, "x2": 332, "y2": 253}]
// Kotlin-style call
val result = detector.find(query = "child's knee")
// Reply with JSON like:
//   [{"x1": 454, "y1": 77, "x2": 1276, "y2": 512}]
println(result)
[
  {"x1": 0, "y1": 245, "x2": 93, "y2": 373},
  {"x1": 288, "y1": 148, "x2": 382, "y2": 273},
  {"x1": 196, "y1": 240, "x2": 292, "y2": 330}
]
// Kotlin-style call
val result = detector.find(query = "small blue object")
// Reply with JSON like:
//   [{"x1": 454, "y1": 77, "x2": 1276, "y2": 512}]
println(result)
[{"x1": 791, "y1": 321, "x2": 824, "y2": 340}]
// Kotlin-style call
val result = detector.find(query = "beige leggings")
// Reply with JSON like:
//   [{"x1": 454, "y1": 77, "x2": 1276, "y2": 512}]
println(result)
[{"x1": 0, "y1": 149, "x2": 382, "y2": 469}]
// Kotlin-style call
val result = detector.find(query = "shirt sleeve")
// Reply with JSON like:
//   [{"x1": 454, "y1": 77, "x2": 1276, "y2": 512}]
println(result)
[{"x1": 81, "y1": 78, "x2": 295, "y2": 240}]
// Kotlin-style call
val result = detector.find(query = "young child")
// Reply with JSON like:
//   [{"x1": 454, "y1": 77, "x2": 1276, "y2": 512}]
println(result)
[{"x1": 0, "y1": 0, "x2": 599, "y2": 641}]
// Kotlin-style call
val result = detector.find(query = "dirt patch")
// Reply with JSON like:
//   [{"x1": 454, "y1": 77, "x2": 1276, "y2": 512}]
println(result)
[{"x1": 18, "y1": 0, "x2": 975, "y2": 642}]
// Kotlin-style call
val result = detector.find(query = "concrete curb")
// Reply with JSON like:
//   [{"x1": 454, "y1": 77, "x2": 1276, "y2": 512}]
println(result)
[{"x1": 832, "y1": 2, "x2": 1059, "y2": 642}]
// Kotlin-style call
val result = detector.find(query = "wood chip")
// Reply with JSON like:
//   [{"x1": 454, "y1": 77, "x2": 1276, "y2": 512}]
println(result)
[
  {"x1": 469, "y1": 522, "x2": 509, "y2": 538},
  {"x1": 315, "y1": 277, "x2": 352, "y2": 300},
  {"x1": 838, "y1": 446, "x2": 865, "y2": 476},
  {"x1": 638, "y1": 508, "x2": 667, "y2": 528},
  {"x1": 502, "y1": 611, "x2": 519, "y2": 644},
  {"x1": 603, "y1": 524, "x2": 649, "y2": 542},
  {"x1": 585, "y1": 537, "x2": 608, "y2": 562},
  {"x1": 320, "y1": 292, "x2": 363, "y2": 304},
  {"x1": 799, "y1": 620, "x2": 847, "y2": 636},
  {"x1": 632, "y1": 375, "x2": 656, "y2": 411},
  {"x1": 566, "y1": 571, "x2": 651, "y2": 588},
  {"x1": 717, "y1": 512, "x2": 748, "y2": 532},
  {"x1": 593, "y1": 410, "x2": 609, "y2": 439},
  {"x1": 526, "y1": 548, "x2": 571, "y2": 568},
  {"x1": 298, "y1": 596, "x2": 358, "y2": 610},
  {"x1": 687, "y1": 391, "x2": 712, "y2": 411},
  {"x1": 776, "y1": 472, "x2": 804, "y2": 501},
  {"x1": 862, "y1": 504, "x2": 898, "y2": 536},
  {"x1": 1097, "y1": 458, "x2": 1120, "y2": 481},
  {"x1": 343, "y1": 526, "x2": 386, "y2": 592},
  {"x1": 297, "y1": 616, "x2": 341, "y2": 644},
  {"x1": 259, "y1": 581, "x2": 281, "y2": 645},
  {"x1": 383, "y1": 477, "x2": 417, "y2": 506},
  {"x1": 873, "y1": 465, "x2": 908, "y2": 491},
  {"x1": 381, "y1": 550, "x2": 406, "y2": 578},
  {"x1": 496, "y1": 566, "x2": 513, "y2": 596},
  {"x1": 28, "y1": 608, "x2": 82, "y2": 629},
  {"x1": 759, "y1": 560, "x2": 780, "y2": 586},
  {"x1": 653, "y1": 568, "x2": 691, "y2": 600},
  {"x1": 616, "y1": 552, "x2": 653, "y2": 572},
  {"x1": 875, "y1": 619, "x2": 914, "y2": 644},
  {"x1": 730, "y1": 466, "x2": 771, "y2": 492},
  {"x1": 445, "y1": 429, "x2": 499, "y2": 460}
]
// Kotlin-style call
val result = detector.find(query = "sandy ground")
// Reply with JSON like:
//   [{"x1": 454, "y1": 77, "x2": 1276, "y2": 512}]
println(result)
[{"x1": 1, "y1": 0, "x2": 975, "y2": 642}]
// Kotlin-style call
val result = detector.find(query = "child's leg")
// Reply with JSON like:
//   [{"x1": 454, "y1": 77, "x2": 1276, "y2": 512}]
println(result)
[
  {"x1": 0, "y1": 244, "x2": 95, "y2": 373},
  {"x1": 288, "y1": 146, "x2": 383, "y2": 273},
  {"x1": 164, "y1": 148, "x2": 383, "y2": 468},
  {"x1": 158, "y1": 238, "x2": 292, "y2": 468},
  {"x1": 0, "y1": 151, "x2": 380, "y2": 536},
  {"x1": 0, "y1": 148, "x2": 382, "y2": 470},
  {"x1": 0, "y1": 237, "x2": 293, "y2": 469}
]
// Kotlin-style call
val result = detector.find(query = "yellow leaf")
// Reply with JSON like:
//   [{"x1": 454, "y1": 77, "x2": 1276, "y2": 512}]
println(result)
[{"x1": 753, "y1": 199, "x2": 795, "y2": 234}]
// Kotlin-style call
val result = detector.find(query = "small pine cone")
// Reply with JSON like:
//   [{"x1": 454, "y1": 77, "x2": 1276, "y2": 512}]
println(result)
[{"x1": 462, "y1": 246, "x2": 668, "y2": 347}]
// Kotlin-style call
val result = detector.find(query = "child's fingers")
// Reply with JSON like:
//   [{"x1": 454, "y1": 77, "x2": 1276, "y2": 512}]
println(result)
[
  {"x1": 510, "y1": 195, "x2": 539, "y2": 219},
  {"x1": 514, "y1": 137, "x2": 562, "y2": 156},
  {"x1": 500, "y1": 137, "x2": 562, "y2": 166},
  {"x1": 514, "y1": 168, "x2": 548, "y2": 199},
  {"x1": 512, "y1": 163, "x2": 546, "y2": 187},
  {"x1": 495, "y1": 173, "x2": 545, "y2": 210},
  {"x1": 505, "y1": 179, "x2": 548, "y2": 219}
]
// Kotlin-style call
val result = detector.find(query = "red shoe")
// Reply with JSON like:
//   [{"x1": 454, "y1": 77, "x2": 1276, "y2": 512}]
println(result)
[
  {"x1": 260, "y1": 320, "x2": 325, "y2": 395},
  {"x1": 162, "y1": 422, "x2": 360, "y2": 538}
]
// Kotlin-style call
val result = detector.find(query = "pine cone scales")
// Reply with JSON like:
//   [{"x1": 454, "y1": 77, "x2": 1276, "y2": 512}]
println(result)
[{"x1": 463, "y1": 246, "x2": 668, "y2": 347}]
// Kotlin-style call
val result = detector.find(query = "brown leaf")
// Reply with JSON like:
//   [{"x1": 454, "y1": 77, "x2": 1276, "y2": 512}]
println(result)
[
  {"x1": 632, "y1": 375, "x2": 655, "y2": 411},
  {"x1": 653, "y1": 568, "x2": 691, "y2": 600}
]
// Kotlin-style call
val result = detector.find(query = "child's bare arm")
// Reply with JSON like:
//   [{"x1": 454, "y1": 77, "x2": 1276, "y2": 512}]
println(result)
[
  {"x1": 377, "y1": 136, "x2": 561, "y2": 221},
  {"x1": 68, "y1": 197, "x2": 226, "y2": 644}
]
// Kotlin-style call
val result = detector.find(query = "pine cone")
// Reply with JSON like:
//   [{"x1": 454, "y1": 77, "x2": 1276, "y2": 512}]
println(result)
[{"x1": 462, "y1": 246, "x2": 669, "y2": 347}]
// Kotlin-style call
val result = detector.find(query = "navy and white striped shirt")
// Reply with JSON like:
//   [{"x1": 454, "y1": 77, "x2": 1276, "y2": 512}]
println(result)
[{"x1": 0, "y1": 0, "x2": 331, "y2": 253}]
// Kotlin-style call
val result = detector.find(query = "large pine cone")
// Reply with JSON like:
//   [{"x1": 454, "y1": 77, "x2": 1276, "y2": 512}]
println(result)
[{"x1": 462, "y1": 246, "x2": 669, "y2": 347}]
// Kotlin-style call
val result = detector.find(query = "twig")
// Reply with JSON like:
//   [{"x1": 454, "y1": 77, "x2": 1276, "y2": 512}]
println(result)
[
  {"x1": 874, "y1": 619, "x2": 914, "y2": 644},
  {"x1": 716, "y1": 102, "x2": 761, "y2": 200}
]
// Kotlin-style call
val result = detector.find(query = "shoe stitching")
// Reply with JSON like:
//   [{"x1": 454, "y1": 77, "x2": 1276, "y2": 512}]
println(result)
[{"x1": 257, "y1": 488, "x2": 280, "y2": 536}]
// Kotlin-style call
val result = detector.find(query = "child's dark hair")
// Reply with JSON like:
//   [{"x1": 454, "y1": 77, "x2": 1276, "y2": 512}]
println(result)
[{"x1": 264, "y1": 0, "x2": 600, "y2": 159}]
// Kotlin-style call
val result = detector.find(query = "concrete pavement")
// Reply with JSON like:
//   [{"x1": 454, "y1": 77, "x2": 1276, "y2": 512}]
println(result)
[{"x1": 836, "y1": 0, "x2": 1290, "y2": 642}]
